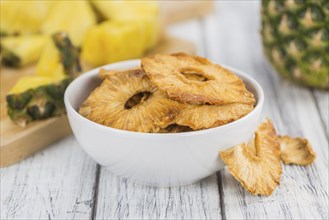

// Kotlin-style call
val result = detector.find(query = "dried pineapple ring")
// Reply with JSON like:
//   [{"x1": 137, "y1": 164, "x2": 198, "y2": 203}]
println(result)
[
  {"x1": 220, "y1": 119, "x2": 282, "y2": 196},
  {"x1": 79, "y1": 69, "x2": 182, "y2": 133},
  {"x1": 98, "y1": 68, "x2": 140, "y2": 80},
  {"x1": 141, "y1": 53, "x2": 255, "y2": 105},
  {"x1": 279, "y1": 136, "x2": 316, "y2": 165},
  {"x1": 173, "y1": 103, "x2": 254, "y2": 130}
]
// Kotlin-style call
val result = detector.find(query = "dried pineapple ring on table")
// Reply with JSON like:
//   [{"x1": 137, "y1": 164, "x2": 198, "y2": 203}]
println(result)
[
  {"x1": 279, "y1": 136, "x2": 316, "y2": 165},
  {"x1": 79, "y1": 69, "x2": 183, "y2": 133},
  {"x1": 141, "y1": 53, "x2": 256, "y2": 105},
  {"x1": 220, "y1": 119, "x2": 282, "y2": 196}
]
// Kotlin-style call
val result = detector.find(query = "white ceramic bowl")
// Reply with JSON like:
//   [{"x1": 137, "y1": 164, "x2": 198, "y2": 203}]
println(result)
[{"x1": 64, "y1": 59, "x2": 264, "y2": 187}]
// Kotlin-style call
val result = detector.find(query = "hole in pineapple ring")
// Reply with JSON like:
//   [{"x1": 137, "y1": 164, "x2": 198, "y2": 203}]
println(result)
[
  {"x1": 163, "y1": 124, "x2": 194, "y2": 133},
  {"x1": 124, "y1": 91, "x2": 152, "y2": 109},
  {"x1": 180, "y1": 67, "x2": 209, "y2": 82}
]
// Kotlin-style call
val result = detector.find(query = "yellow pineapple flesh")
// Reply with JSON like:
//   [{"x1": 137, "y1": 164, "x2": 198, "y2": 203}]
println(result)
[
  {"x1": 81, "y1": 21, "x2": 146, "y2": 67},
  {"x1": 0, "y1": 1, "x2": 54, "y2": 35},
  {"x1": 41, "y1": 1, "x2": 97, "y2": 46},
  {"x1": 90, "y1": 0, "x2": 161, "y2": 51},
  {"x1": 1, "y1": 35, "x2": 48, "y2": 67},
  {"x1": 9, "y1": 76, "x2": 63, "y2": 95},
  {"x1": 36, "y1": 39, "x2": 65, "y2": 78}
]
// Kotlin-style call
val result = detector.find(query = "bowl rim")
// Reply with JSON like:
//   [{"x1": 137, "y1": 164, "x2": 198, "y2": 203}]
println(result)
[{"x1": 64, "y1": 59, "x2": 264, "y2": 137}]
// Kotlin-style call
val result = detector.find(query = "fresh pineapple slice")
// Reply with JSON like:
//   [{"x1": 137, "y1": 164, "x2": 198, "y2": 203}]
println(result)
[
  {"x1": 37, "y1": 32, "x2": 81, "y2": 78},
  {"x1": 81, "y1": 21, "x2": 145, "y2": 67},
  {"x1": 6, "y1": 33, "x2": 80, "y2": 126},
  {"x1": 118, "y1": 14, "x2": 161, "y2": 50},
  {"x1": 0, "y1": 1, "x2": 54, "y2": 35},
  {"x1": 91, "y1": 0, "x2": 159, "y2": 18},
  {"x1": 9, "y1": 76, "x2": 62, "y2": 94},
  {"x1": 0, "y1": 35, "x2": 48, "y2": 67},
  {"x1": 41, "y1": 1, "x2": 97, "y2": 46},
  {"x1": 91, "y1": 0, "x2": 161, "y2": 49},
  {"x1": 7, "y1": 77, "x2": 72, "y2": 127}
]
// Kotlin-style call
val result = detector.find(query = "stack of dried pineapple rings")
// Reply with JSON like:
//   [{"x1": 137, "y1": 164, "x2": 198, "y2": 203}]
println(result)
[
  {"x1": 220, "y1": 119, "x2": 316, "y2": 196},
  {"x1": 79, "y1": 53, "x2": 256, "y2": 133},
  {"x1": 80, "y1": 68, "x2": 182, "y2": 133}
]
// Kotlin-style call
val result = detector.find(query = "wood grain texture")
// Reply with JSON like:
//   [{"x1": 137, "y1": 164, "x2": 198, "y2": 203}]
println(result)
[
  {"x1": 313, "y1": 90, "x2": 329, "y2": 138},
  {"x1": 0, "y1": 137, "x2": 98, "y2": 220},
  {"x1": 203, "y1": 1, "x2": 329, "y2": 219},
  {"x1": 95, "y1": 171, "x2": 221, "y2": 220},
  {"x1": 0, "y1": 116, "x2": 71, "y2": 167}
]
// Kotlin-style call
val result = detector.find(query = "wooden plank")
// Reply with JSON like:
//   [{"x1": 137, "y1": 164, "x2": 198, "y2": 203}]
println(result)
[
  {"x1": 313, "y1": 90, "x2": 329, "y2": 138},
  {"x1": 203, "y1": 1, "x2": 329, "y2": 219},
  {"x1": 0, "y1": 116, "x2": 71, "y2": 167},
  {"x1": 95, "y1": 171, "x2": 220, "y2": 219},
  {"x1": 94, "y1": 19, "x2": 222, "y2": 220},
  {"x1": 0, "y1": 137, "x2": 98, "y2": 220}
]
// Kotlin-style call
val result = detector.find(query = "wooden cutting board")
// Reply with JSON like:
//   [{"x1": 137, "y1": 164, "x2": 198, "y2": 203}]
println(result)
[{"x1": 0, "y1": 36, "x2": 196, "y2": 167}]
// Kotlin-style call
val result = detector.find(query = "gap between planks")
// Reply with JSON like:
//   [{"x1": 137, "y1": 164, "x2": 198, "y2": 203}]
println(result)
[{"x1": 91, "y1": 164, "x2": 101, "y2": 220}]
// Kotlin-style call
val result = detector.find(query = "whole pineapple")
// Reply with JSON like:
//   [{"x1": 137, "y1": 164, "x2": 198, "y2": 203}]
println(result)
[{"x1": 261, "y1": 0, "x2": 329, "y2": 89}]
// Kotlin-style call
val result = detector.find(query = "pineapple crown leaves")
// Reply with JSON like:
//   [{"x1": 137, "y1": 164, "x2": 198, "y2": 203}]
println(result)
[{"x1": 52, "y1": 32, "x2": 81, "y2": 78}]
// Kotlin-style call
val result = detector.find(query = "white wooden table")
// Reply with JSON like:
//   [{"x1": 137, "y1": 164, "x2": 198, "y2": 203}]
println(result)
[{"x1": 1, "y1": 2, "x2": 328, "y2": 219}]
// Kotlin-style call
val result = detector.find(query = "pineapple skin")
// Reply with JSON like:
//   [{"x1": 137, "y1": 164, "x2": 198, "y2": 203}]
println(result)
[
  {"x1": 7, "y1": 78, "x2": 72, "y2": 127},
  {"x1": 0, "y1": 35, "x2": 48, "y2": 67},
  {"x1": 261, "y1": 0, "x2": 329, "y2": 89},
  {"x1": 6, "y1": 33, "x2": 80, "y2": 126}
]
